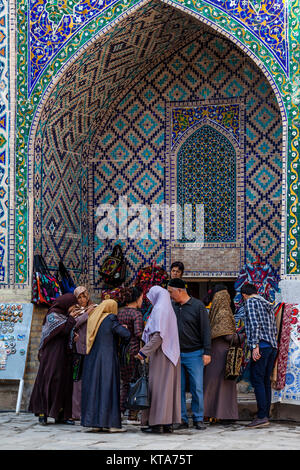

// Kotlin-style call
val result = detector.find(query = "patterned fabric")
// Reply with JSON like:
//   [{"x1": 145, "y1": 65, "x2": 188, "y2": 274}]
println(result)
[
  {"x1": 235, "y1": 318, "x2": 251, "y2": 383},
  {"x1": 117, "y1": 306, "x2": 144, "y2": 413},
  {"x1": 273, "y1": 304, "x2": 293, "y2": 390},
  {"x1": 244, "y1": 296, "x2": 277, "y2": 349},
  {"x1": 234, "y1": 264, "x2": 279, "y2": 387},
  {"x1": 117, "y1": 307, "x2": 144, "y2": 357},
  {"x1": 209, "y1": 290, "x2": 236, "y2": 340},
  {"x1": 234, "y1": 262, "x2": 280, "y2": 308},
  {"x1": 272, "y1": 305, "x2": 300, "y2": 404},
  {"x1": 39, "y1": 312, "x2": 68, "y2": 353}
]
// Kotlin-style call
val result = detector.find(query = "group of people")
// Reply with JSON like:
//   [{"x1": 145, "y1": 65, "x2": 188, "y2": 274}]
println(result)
[{"x1": 28, "y1": 261, "x2": 278, "y2": 433}]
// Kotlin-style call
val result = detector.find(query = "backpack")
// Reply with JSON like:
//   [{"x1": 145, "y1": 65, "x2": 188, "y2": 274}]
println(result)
[{"x1": 99, "y1": 244, "x2": 126, "y2": 287}]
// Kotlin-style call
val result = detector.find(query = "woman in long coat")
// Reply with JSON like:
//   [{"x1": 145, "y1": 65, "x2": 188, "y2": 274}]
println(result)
[
  {"x1": 72, "y1": 286, "x2": 97, "y2": 420},
  {"x1": 203, "y1": 284, "x2": 239, "y2": 422},
  {"x1": 117, "y1": 286, "x2": 144, "y2": 422},
  {"x1": 81, "y1": 299, "x2": 131, "y2": 432},
  {"x1": 136, "y1": 286, "x2": 181, "y2": 434},
  {"x1": 28, "y1": 293, "x2": 78, "y2": 425}
]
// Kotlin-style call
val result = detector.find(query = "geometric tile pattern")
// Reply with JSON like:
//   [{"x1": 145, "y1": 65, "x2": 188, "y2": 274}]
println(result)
[
  {"x1": 14, "y1": 0, "x2": 299, "y2": 287},
  {"x1": 177, "y1": 123, "x2": 237, "y2": 242},
  {"x1": 91, "y1": 27, "x2": 282, "y2": 285},
  {"x1": 33, "y1": 1, "x2": 207, "y2": 287}
]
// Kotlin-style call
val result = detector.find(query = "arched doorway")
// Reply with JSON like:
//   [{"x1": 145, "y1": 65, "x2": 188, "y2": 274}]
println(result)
[{"x1": 28, "y1": 0, "x2": 284, "y2": 295}]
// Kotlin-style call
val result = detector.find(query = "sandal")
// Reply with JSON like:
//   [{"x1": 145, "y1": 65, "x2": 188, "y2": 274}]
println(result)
[{"x1": 38, "y1": 414, "x2": 47, "y2": 425}]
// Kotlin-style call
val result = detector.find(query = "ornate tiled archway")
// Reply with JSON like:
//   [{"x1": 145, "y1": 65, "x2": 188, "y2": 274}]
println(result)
[
  {"x1": 5, "y1": 0, "x2": 298, "y2": 292},
  {"x1": 24, "y1": 3, "x2": 284, "y2": 293}
]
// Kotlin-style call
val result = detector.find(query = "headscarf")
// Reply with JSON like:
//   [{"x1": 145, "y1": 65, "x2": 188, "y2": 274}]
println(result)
[
  {"x1": 39, "y1": 293, "x2": 77, "y2": 354},
  {"x1": 142, "y1": 286, "x2": 180, "y2": 366},
  {"x1": 74, "y1": 286, "x2": 88, "y2": 299},
  {"x1": 74, "y1": 285, "x2": 97, "y2": 315},
  {"x1": 86, "y1": 299, "x2": 118, "y2": 354},
  {"x1": 209, "y1": 289, "x2": 236, "y2": 340}
]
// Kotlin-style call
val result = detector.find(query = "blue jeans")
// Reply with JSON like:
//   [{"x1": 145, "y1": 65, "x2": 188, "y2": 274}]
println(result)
[
  {"x1": 180, "y1": 349, "x2": 204, "y2": 423},
  {"x1": 250, "y1": 346, "x2": 277, "y2": 419}
]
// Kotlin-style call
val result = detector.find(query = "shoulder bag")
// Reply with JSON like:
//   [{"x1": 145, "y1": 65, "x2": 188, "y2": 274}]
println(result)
[
  {"x1": 125, "y1": 360, "x2": 150, "y2": 410},
  {"x1": 225, "y1": 333, "x2": 243, "y2": 380}
]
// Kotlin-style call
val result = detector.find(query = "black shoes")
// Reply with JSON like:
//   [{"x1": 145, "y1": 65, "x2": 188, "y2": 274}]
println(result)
[
  {"x1": 174, "y1": 421, "x2": 189, "y2": 430},
  {"x1": 163, "y1": 425, "x2": 173, "y2": 433},
  {"x1": 141, "y1": 425, "x2": 173, "y2": 434},
  {"x1": 141, "y1": 425, "x2": 164, "y2": 434},
  {"x1": 55, "y1": 419, "x2": 75, "y2": 425},
  {"x1": 194, "y1": 421, "x2": 206, "y2": 430}
]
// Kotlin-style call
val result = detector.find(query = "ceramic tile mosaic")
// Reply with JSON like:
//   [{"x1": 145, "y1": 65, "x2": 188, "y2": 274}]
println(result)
[
  {"x1": 0, "y1": 0, "x2": 8, "y2": 286},
  {"x1": 91, "y1": 30, "x2": 281, "y2": 285},
  {"x1": 8, "y1": 0, "x2": 300, "y2": 288}
]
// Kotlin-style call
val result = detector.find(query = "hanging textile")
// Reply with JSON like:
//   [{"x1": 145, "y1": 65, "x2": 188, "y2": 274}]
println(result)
[
  {"x1": 272, "y1": 305, "x2": 300, "y2": 404},
  {"x1": 234, "y1": 259, "x2": 279, "y2": 309},
  {"x1": 272, "y1": 304, "x2": 294, "y2": 390}
]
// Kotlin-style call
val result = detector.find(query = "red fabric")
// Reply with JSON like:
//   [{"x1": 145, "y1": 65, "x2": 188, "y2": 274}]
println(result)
[{"x1": 273, "y1": 303, "x2": 293, "y2": 390}]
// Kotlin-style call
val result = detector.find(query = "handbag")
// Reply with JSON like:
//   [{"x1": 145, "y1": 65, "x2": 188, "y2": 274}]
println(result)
[
  {"x1": 99, "y1": 244, "x2": 126, "y2": 287},
  {"x1": 57, "y1": 261, "x2": 76, "y2": 294},
  {"x1": 225, "y1": 334, "x2": 243, "y2": 380},
  {"x1": 72, "y1": 353, "x2": 84, "y2": 382},
  {"x1": 31, "y1": 254, "x2": 62, "y2": 306},
  {"x1": 125, "y1": 360, "x2": 150, "y2": 410}
]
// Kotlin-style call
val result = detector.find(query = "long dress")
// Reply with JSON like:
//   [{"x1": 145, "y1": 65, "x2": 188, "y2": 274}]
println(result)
[
  {"x1": 81, "y1": 314, "x2": 131, "y2": 428},
  {"x1": 72, "y1": 312, "x2": 88, "y2": 420},
  {"x1": 140, "y1": 332, "x2": 181, "y2": 426},
  {"x1": 28, "y1": 315, "x2": 76, "y2": 420},
  {"x1": 117, "y1": 306, "x2": 144, "y2": 413},
  {"x1": 203, "y1": 336, "x2": 239, "y2": 420}
]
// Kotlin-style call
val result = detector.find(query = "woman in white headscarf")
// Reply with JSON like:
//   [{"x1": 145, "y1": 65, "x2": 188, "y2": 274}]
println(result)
[{"x1": 136, "y1": 286, "x2": 181, "y2": 433}]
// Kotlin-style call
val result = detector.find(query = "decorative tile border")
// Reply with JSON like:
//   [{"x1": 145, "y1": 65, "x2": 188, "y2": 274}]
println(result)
[
  {"x1": 28, "y1": 0, "x2": 288, "y2": 96},
  {"x1": 0, "y1": 0, "x2": 9, "y2": 286}
]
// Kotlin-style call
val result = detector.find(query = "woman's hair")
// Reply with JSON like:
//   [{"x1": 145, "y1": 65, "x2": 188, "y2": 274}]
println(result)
[
  {"x1": 213, "y1": 283, "x2": 228, "y2": 294},
  {"x1": 126, "y1": 286, "x2": 143, "y2": 304}
]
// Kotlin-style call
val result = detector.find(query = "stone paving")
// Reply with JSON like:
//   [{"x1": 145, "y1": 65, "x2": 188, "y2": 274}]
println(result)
[{"x1": 0, "y1": 412, "x2": 300, "y2": 451}]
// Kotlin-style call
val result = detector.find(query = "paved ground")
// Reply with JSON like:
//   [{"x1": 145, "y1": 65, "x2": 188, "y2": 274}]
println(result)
[{"x1": 0, "y1": 412, "x2": 300, "y2": 451}]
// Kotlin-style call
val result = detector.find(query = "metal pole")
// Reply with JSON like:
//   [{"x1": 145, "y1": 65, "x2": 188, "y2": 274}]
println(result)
[{"x1": 16, "y1": 378, "x2": 24, "y2": 414}]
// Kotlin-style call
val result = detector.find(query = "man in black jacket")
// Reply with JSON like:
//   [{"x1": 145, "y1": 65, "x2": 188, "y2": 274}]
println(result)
[{"x1": 168, "y1": 278, "x2": 211, "y2": 430}]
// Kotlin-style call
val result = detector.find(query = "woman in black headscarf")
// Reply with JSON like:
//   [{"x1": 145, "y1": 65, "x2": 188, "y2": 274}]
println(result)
[{"x1": 28, "y1": 293, "x2": 78, "y2": 425}]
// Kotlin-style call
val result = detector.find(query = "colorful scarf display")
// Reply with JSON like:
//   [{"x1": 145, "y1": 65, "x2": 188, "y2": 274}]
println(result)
[{"x1": 272, "y1": 305, "x2": 300, "y2": 404}]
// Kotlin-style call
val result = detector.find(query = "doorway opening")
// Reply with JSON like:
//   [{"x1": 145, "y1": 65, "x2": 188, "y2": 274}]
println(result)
[{"x1": 186, "y1": 278, "x2": 237, "y2": 312}]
